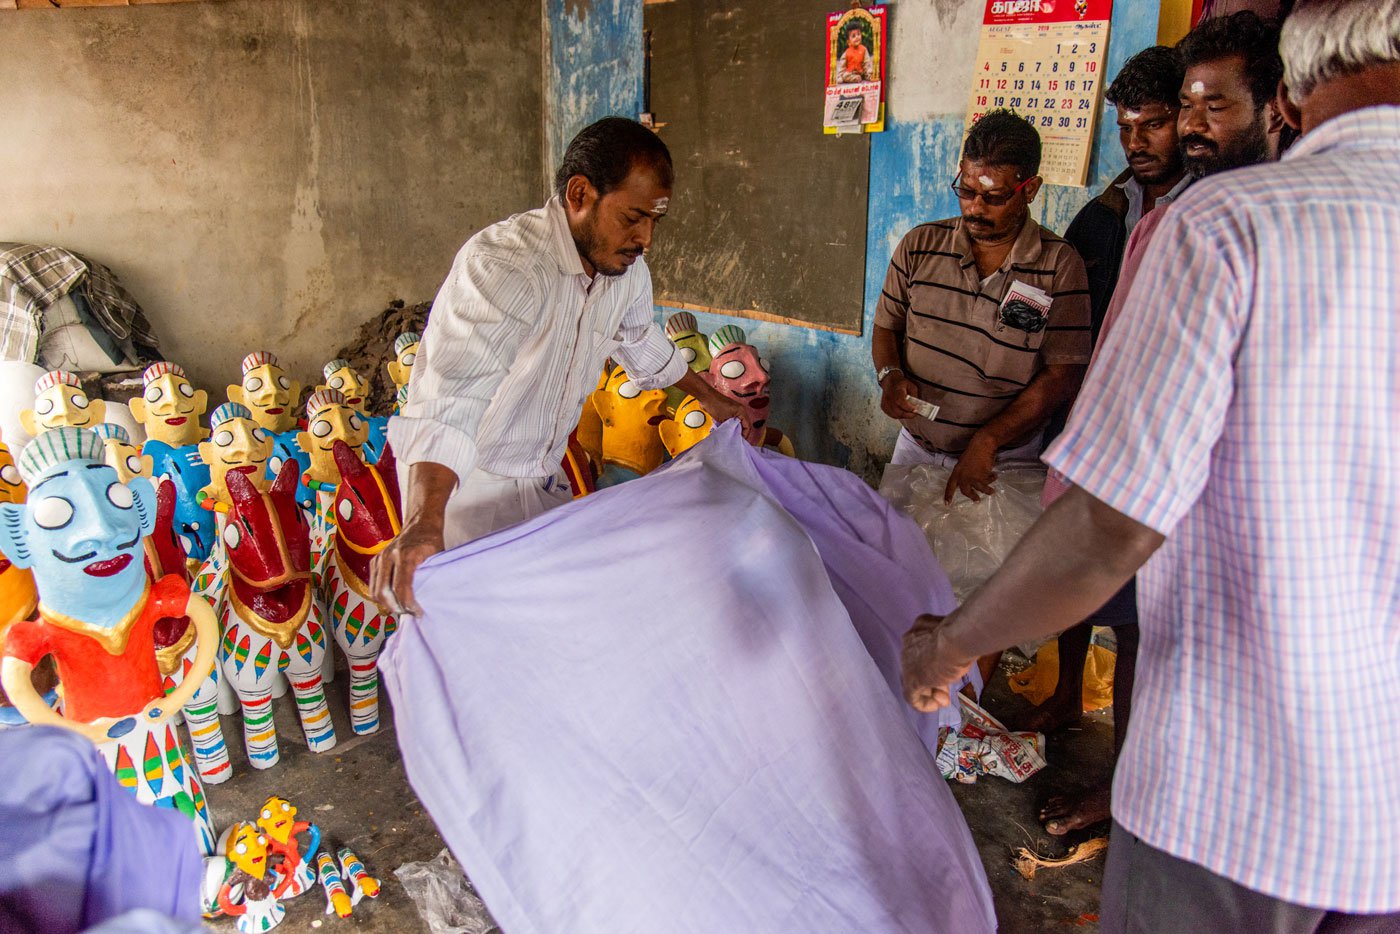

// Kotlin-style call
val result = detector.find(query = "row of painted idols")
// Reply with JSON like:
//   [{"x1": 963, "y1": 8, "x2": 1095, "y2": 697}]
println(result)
[
  {"x1": 0, "y1": 409, "x2": 400, "y2": 856},
  {"x1": 570, "y1": 315, "x2": 793, "y2": 491}
]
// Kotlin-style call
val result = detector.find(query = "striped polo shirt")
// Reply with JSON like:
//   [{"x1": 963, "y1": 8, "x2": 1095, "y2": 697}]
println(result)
[{"x1": 875, "y1": 216, "x2": 1091, "y2": 453}]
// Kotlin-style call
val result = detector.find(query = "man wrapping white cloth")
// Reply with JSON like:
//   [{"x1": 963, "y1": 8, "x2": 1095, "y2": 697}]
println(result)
[{"x1": 378, "y1": 117, "x2": 747, "y2": 613}]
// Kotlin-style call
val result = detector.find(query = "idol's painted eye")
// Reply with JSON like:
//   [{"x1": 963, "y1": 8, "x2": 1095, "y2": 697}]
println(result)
[
  {"x1": 224, "y1": 524, "x2": 242, "y2": 550},
  {"x1": 261, "y1": 809, "x2": 271, "y2": 820},
  {"x1": 179, "y1": 533, "x2": 195, "y2": 553},
  {"x1": 33, "y1": 496, "x2": 74, "y2": 529},
  {"x1": 1, "y1": 465, "x2": 19, "y2": 485},
  {"x1": 144, "y1": 385, "x2": 162, "y2": 402},
  {"x1": 268, "y1": 457, "x2": 284, "y2": 474},
  {"x1": 245, "y1": 377, "x2": 264, "y2": 392},
  {"x1": 402, "y1": 352, "x2": 416, "y2": 367},
  {"x1": 126, "y1": 455, "x2": 143, "y2": 474},
  {"x1": 234, "y1": 842, "x2": 248, "y2": 856},
  {"x1": 683, "y1": 409, "x2": 708, "y2": 429},
  {"x1": 35, "y1": 397, "x2": 55, "y2": 415},
  {"x1": 177, "y1": 382, "x2": 195, "y2": 398},
  {"x1": 252, "y1": 428, "x2": 268, "y2": 443},
  {"x1": 348, "y1": 414, "x2": 364, "y2": 430},
  {"x1": 720, "y1": 360, "x2": 746, "y2": 379},
  {"x1": 280, "y1": 802, "x2": 290, "y2": 812},
  {"x1": 277, "y1": 376, "x2": 292, "y2": 390},
  {"x1": 257, "y1": 835, "x2": 267, "y2": 846},
  {"x1": 337, "y1": 498, "x2": 354, "y2": 522},
  {"x1": 329, "y1": 376, "x2": 345, "y2": 390},
  {"x1": 618, "y1": 380, "x2": 641, "y2": 400},
  {"x1": 760, "y1": 358, "x2": 770, "y2": 373},
  {"x1": 312, "y1": 420, "x2": 332, "y2": 438},
  {"x1": 106, "y1": 482, "x2": 134, "y2": 509},
  {"x1": 680, "y1": 347, "x2": 697, "y2": 363},
  {"x1": 70, "y1": 393, "x2": 90, "y2": 409},
  {"x1": 214, "y1": 430, "x2": 234, "y2": 447}
]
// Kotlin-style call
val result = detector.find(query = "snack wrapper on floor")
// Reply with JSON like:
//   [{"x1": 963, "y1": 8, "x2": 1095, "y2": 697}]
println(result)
[{"x1": 936, "y1": 695, "x2": 1046, "y2": 784}]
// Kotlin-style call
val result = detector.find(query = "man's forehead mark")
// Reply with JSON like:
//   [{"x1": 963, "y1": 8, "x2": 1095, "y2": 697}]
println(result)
[
  {"x1": 1190, "y1": 80, "x2": 1206, "y2": 94},
  {"x1": 1120, "y1": 108, "x2": 1142, "y2": 120}
]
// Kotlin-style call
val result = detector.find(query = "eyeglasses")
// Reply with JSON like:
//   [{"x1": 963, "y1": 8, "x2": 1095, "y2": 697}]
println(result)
[{"x1": 949, "y1": 171, "x2": 1038, "y2": 206}]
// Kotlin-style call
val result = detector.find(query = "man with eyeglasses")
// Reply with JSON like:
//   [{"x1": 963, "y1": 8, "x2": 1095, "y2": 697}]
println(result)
[{"x1": 872, "y1": 110, "x2": 1090, "y2": 504}]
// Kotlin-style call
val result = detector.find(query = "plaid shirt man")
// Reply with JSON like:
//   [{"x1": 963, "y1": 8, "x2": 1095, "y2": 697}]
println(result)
[{"x1": 1045, "y1": 106, "x2": 1400, "y2": 911}]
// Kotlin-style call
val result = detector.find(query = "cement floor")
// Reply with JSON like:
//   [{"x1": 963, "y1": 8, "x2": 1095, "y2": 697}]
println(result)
[{"x1": 204, "y1": 654, "x2": 1112, "y2": 933}]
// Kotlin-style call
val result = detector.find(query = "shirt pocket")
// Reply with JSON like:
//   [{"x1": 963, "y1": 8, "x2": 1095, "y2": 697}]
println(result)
[{"x1": 983, "y1": 310, "x2": 1048, "y2": 387}]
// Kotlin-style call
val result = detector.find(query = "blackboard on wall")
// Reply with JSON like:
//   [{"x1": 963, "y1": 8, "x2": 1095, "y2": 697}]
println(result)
[{"x1": 644, "y1": 0, "x2": 871, "y2": 334}]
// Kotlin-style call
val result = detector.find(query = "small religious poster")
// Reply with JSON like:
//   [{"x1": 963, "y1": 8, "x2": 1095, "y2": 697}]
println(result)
[
  {"x1": 963, "y1": 0, "x2": 1114, "y2": 186},
  {"x1": 823, "y1": 5, "x2": 887, "y2": 134}
]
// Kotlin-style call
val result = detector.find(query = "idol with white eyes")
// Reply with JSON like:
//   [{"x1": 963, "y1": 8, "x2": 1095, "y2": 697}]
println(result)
[
  {"x1": 589, "y1": 366, "x2": 670, "y2": 480},
  {"x1": 702, "y1": 326, "x2": 772, "y2": 447},
  {"x1": 214, "y1": 822, "x2": 288, "y2": 931},
  {"x1": 658, "y1": 395, "x2": 715, "y2": 458},
  {"x1": 297, "y1": 389, "x2": 369, "y2": 592},
  {"x1": 0, "y1": 427, "x2": 220, "y2": 854},
  {"x1": 0, "y1": 433, "x2": 37, "y2": 629},
  {"x1": 228, "y1": 351, "x2": 301, "y2": 436},
  {"x1": 385, "y1": 332, "x2": 421, "y2": 402},
  {"x1": 198, "y1": 403, "x2": 275, "y2": 509},
  {"x1": 19, "y1": 370, "x2": 106, "y2": 436},
  {"x1": 129, "y1": 361, "x2": 210, "y2": 448},
  {"x1": 317, "y1": 359, "x2": 369, "y2": 416},
  {"x1": 662, "y1": 313, "x2": 713, "y2": 414}
]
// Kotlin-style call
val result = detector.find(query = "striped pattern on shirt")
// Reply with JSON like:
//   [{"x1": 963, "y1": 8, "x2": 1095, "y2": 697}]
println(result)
[
  {"x1": 1044, "y1": 106, "x2": 1400, "y2": 912},
  {"x1": 875, "y1": 217, "x2": 1091, "y2": 454},
  {"x1": 389, "y1": 198, "x2": 686, "y2": 483}
]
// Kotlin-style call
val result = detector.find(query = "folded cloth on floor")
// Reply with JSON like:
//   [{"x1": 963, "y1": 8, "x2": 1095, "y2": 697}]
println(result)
[
  {"x1": 0, "y1": 243, "x2": 157, "y2": 364},
  {"x1": 380, "y1": 423, "x2": 995, "y2": 934},
  {"x1": 0, "y1": 726, "x2": 204, "y2": 934}
]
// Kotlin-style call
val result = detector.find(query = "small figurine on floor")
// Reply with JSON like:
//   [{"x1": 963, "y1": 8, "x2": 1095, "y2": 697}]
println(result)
[
  {"x1": 217, "y1": 824, "x2": 287, "y2": 933},
  {"x1": 256, "y1": 795, "x2": 322, "y2": 897},
  {"x1": 316, "y1": 845, "x2": 380, "y2": 919},
  {"x1": 19, "y1": 370, "x2": 105, "y2": 435}
]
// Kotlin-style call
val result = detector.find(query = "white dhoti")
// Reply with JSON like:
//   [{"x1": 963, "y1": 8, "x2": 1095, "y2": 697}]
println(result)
[
  {"x1": 442, "y1": 468, "x2": 572, "y2": 550},
  {"x1": 890, "y1": 426, "x2": 1043, "y2": 468}
]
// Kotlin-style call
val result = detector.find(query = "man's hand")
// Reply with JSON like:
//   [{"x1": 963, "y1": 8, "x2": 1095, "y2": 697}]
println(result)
[
  {"x1": 673, "y1": 370, "x2": 754, "y2": 434},
  {"x1": 879, "y1": 371, "x2": 920, "y2": 421},
  {"x1": 901, "y1": 613, "x2": 975, "y2": 713},
  {"x1": 370, "y1": 518, "x2": 445, "y2": 617},
  {"x1": 945, "y1": 433, "x2": 998, "y2": 503}
]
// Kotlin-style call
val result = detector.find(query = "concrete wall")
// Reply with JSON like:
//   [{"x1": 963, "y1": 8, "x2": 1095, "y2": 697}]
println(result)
[
  {"x1": 0, "y1": 0, "x2": 544, "y2": 394},
  {"x1": 546, "y1": 0, "x2": 1159, "y2": 476}
]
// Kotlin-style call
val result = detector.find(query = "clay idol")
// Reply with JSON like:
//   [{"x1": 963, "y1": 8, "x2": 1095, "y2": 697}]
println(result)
[
  {"x1": 19, "y1": 370, "x2": 106, "y2": 435},
  {"x1": 129, "y1": 361, "x2": 209, "y2": 448},
  {"x1": 317, "y1": 360, "x2": 369, "y2": 415},
  {"x1": 386, "y1": 332, "x2": 421, "y2": 402},
  {"x1": 589, "y1": 366, "x2": 669, "y2": 477},
  {"x1": 91, "y1": 422, "x2": 153, "y2": 484},
  {"x1": 703, "y1": 325, "x2": 772, "y2": 448},
  {"x1": 663, "y1": 313, "x2": 712, "y2": 413},
  {"x1": 228, "y1": 352, "x2": 301, "y2": 436},
  {"x1": 0, "y1": 427, "x2": 220, "y2": 853},
  {"x1": 659, "y1": 395, "x2": 715, "y2": 458},
  {"x1": 199, "y1": 402, "x2": 274, "y2": 509}
]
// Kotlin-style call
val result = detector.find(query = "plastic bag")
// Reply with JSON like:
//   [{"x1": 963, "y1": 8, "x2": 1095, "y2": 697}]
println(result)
[
  {"x1": 934, "y1": 695, "x2": 1046, "y2": 783},
  {"x1": 879, "y1": 462, "x2": 1045, "y2": 602},
  {"x1": 393, "y1": 848, "x2": 499, "y2": 934},
  {"x1": 1007, "y1": 637, "x2": 1117, "y2": 711}
]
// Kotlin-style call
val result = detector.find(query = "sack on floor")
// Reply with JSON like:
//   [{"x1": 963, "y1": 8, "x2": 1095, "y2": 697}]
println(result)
[
  {"x1": 1007, "y1": 637, "x2": 1116, "y2": 711},
  {"x1": 879, "y1": 463, "x2": 1045, "y2": 601}
]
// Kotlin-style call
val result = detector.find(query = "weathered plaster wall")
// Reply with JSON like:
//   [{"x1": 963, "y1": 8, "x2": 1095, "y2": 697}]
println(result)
[
  {"x1": 546, "y1": 0, "x2": 1158, "y2": 475},
  {"x1": 0, "y1": 0, "x2": 543, "y2": 393}
]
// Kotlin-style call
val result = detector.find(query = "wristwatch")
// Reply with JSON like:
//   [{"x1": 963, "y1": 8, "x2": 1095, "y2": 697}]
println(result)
[{"x1": 876, "y1": 365, "x2": 904, "y2": 385}]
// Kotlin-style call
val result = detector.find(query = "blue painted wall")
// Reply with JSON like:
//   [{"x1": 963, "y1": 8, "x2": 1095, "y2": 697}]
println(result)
[{"x1": 545, "y1": 0, "x2": 1160, "y2": 476}]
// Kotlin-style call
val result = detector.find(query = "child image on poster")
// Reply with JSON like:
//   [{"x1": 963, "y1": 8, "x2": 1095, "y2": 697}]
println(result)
[
  {"x1": 836, "y1": 21, "x2": 874, "y2": 83},
  {"x1": 822, "y1": 5, "x2": 886, "y2": 131}
]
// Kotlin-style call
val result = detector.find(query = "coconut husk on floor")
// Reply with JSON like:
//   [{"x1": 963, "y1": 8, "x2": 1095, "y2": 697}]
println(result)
[{"x1": 1013, "y1": 836, "x2": 1109, "y2": 880}]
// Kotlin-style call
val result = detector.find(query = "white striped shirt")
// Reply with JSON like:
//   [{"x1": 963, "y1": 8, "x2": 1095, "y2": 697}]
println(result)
[
  {"x1": 390, "y1": 198, "x2": 686, "y2": 483},
  {"x1": 1044, "y1": 106, "x2": 1400, "y2": 911}
]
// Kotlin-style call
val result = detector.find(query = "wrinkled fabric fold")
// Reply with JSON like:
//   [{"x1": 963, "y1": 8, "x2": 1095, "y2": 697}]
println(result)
[{"x1": 381, "y1": 424, "x2": 995, "y2": 934}]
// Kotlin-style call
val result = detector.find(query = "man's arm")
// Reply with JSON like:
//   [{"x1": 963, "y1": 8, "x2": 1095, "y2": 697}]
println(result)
[
  {"x1": 672, "y1": 368, "x2": 750, "y2": 430},
  {"x1": 901, "y1": 484, "x2": 1163, "y2": 710},
  {"x1": 872, "y1": 323, "x2": 919, "y2": 420},
  {"x1": 944, "y1": 362, "x2": 1085, "y2": 502},
  {"x1": 375, "y1": 250, "x2": 539, "y2": 613}
]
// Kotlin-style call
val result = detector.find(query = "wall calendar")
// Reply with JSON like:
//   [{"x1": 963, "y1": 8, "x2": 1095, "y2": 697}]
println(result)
[{"x1": 964, "y1": 0, "x2": 1114, "y2": 187}]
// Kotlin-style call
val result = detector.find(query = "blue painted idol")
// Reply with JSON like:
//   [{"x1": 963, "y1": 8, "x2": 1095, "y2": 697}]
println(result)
[
  {"x1": 267, "y1": 431, "x2": 313, "y2": 510},
  {"x1": 0, "y1": 428, "x2": 156, "y2": 628},
  {"x1": 158, "y1": 445, "x2": 215, "y2": 562},
  {"x1": 362, "y1": 415, "x2": 390, "y2": 466}
]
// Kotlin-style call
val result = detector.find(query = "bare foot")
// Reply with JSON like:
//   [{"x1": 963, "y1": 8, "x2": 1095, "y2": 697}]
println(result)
[
  {"x1": 1040, "y1": 787, "x2": 1111, "y2": 836},
  {"x1": 1015, "y1": 692, "x2": 1083, "y2": 734}
]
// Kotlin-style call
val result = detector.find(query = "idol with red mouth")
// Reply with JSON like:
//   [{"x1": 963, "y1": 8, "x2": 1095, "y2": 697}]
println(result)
[
  {"x1": 702, "y1": 326, "x2": 774, "y2": 448},
  {"x1": 0, "y1": 431, "x2": 56, "y2": 729},
  {"x1": 95, "y1": 422, "x2": 232, "y2": 783},
  {"x1": 19, "y1": 370, "x2": 107, "y2": 436},
  {"x1": 0, "y1": 427, "x2": 220, "y2": 854},
  {"x1": 129, "y1": 361, "x2": 209, "y2": 449},
  {"x1": 324, "y1": 441, "x2": 401, "y2": 735},
  {"x1": 589, "y1": 365, "x2": 671, "y2": 480},
  {"x1": 216, "y1": 822, "x2": 287, "y2": 932},
  {"x1": 218, "y1": 462, "x2": 337, "y2": 768},
  {"x1": 297, "y1": 389, "x2": 370, "y2": 585},
  {"x1": 255, "y1": 795, "x2": 322, "y2": 899},
  {"x1": 317, "y1": 359, "x2": 370, "y2": 416},
  {"x1": 228, "y1": 351, "x2": 301, "y2": 436}
]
